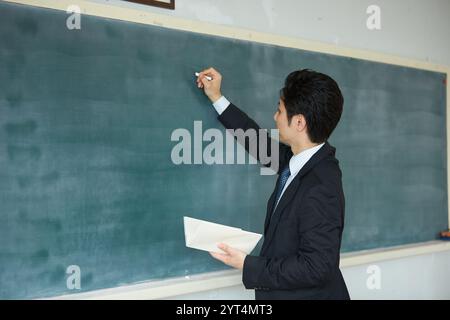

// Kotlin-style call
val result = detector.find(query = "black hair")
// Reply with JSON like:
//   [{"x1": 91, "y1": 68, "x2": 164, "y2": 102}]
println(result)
[{"x1": 281, "y1": 69, "x2": 343, "y2": 143}]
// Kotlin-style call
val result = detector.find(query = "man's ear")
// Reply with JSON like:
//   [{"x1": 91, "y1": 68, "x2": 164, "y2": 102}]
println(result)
[{"x1": 293, "y1": 114, "x2": 307, "y2": 132}]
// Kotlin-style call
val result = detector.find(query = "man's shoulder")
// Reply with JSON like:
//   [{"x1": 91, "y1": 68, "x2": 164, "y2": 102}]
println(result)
[{"x1": 304, "y1": 153, "x2": 342, "y2": 188}]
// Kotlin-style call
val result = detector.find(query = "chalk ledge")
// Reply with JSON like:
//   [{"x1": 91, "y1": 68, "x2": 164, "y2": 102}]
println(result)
[{"x1": 49, "y1": 240, "x2": 450, "y2": 300}]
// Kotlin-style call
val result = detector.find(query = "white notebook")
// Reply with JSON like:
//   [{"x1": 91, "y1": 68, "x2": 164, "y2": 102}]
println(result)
[{"x1": 184, "y1": 216, "x2": 263, "y2": 254}]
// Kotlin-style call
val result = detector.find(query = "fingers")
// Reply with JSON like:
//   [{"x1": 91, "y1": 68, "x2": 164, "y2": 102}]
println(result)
[
  {"x1": 218, "y1": 243, "x2": 231, "y2": 254},
  {"x1": 196, "y1": 75, "x2": 209, "y2": 89},
  {"x1": 199, "y1": 67, "x2": 221, "y2": 79},
  {"x1": 209, "y1": 251, "x2": 228, "y2": 264},
  {"x1": 210, "y1": 243, "x2": 232, "y2": 261},
  {"x1": 196, "y1": 67, "x2": 222, "y2": 84},
  {"x1": 199, "y1": 76, "x2": 210, "y2": 88},
  {"x1": 197, "y1": 77, "x2": 209, "y2": 89}
]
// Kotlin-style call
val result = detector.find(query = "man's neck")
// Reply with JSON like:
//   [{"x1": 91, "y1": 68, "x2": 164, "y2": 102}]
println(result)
[{"x1": 290, "y1": 141, "x2": 321, "y2": 155}]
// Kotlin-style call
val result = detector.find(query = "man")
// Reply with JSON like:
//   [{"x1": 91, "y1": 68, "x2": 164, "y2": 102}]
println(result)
[{"x1": 196, "y1": 67, "x2": 350, "y2": 300}]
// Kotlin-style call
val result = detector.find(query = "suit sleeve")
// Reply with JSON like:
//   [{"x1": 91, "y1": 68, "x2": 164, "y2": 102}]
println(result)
[
  {"x1": 217, "y1": 103, "x2": 292, "y2": 173},
  {"x1": 242, "y1": 184, "x2": 343, "y2": 290}
]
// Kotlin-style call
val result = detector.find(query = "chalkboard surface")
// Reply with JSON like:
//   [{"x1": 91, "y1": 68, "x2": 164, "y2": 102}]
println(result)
[{"x1": 0, "y1": 2, "x2": 447, "y2": 299}]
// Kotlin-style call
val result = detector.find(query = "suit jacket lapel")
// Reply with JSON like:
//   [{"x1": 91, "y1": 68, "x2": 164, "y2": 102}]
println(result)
[
  {"x1": 262, "y1": 175, "x2": 301, "y2": 253},
  {"x1": 261, "y1": 142, "x2": 336, "y2": 255},
  {"x1": 264, "y1": 188, "x2": 277, "y2": 234}
]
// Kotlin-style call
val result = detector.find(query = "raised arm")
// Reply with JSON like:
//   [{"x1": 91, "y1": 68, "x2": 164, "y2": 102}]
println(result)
[{"x1": 196, "y1": 67, "x2": 292, "y2": 173}]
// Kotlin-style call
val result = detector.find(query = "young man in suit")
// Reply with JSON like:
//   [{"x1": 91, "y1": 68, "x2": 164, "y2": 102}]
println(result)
[{"x1": 196, "y1": 68, "x2": 350, "y2": 300}]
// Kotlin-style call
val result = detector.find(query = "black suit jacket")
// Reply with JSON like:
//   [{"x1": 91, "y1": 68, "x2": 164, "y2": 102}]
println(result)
[{"x1": 218, "y1": 104, "x2": 350, "y2": 300}]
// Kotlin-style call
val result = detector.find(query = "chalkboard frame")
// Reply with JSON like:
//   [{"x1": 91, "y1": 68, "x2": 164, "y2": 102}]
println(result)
[
  {"x1": 3, "y1": 0, "x2": 450, "y2": 299},
  {"x1": 125, "y1": 0, "x2": 175, "y2": 10}
]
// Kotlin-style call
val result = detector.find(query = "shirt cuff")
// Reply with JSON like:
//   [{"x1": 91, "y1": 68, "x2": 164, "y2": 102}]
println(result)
[{"x1": 212, "y1": 96, "x2": 230, "y2": 115}]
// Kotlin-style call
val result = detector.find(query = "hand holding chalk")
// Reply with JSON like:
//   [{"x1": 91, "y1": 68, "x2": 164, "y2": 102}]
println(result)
[
  {"x1": 195, "y1": 72, "x2": 212, "y2": 81},
  {"x1": 196, "y1": 67, "x2": 223, "y2": 103}
]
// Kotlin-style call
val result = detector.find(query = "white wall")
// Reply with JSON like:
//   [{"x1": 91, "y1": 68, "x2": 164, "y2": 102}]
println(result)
[
  {"x1": 169, "y1": 250, "x2": 450, "y2": 300},
  {"x1": 342, "y1": 250, "x2": 450, "y2": 299},
  {"x1": 85, "y1": 0, "x2": 450, "y2": 299},
  {"x1": 90, "y1": 0, "x2": 450, "y2": 67}
]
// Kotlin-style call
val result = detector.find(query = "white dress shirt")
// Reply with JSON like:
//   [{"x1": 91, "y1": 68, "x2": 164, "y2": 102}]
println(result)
[
  {"x1": 274, "y1": 143, "x2": 324, "y2": 208},
  {"x1": 212, "y1": 96, "x2": 231, "y2": 115},
  {"x1": 211, "y1": 96, "x2": 325, "y2": 208}
]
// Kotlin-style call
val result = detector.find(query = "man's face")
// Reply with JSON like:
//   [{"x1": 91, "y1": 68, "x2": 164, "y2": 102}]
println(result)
[{"x1": 273, "y1": 99, "x2": 293, "y2": 145}]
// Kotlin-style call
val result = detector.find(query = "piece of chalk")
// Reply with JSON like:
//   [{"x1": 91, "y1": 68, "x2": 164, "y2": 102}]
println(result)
[{"x1": 195, "y1": 72, "x2": 212, "y2": 81}]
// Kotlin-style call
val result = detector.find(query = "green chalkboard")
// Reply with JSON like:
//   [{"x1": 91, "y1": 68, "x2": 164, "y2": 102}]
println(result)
[{"x1": 0, "y1": 2, "x2": 447, "y2": 299}]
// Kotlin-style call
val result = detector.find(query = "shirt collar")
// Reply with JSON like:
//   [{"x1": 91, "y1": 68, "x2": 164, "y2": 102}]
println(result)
[{"x1": 288, "y1": 143, "x2": 325, "y2": 176}]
